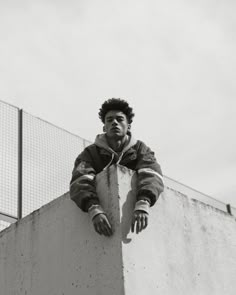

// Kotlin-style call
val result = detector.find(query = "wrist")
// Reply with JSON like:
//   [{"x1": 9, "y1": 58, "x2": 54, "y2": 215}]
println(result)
[
  {"x1": 134, "y1": 199, "x2": 150, "y2": 214},
  {"x1": 88, "y1": 204, "x2": 105, "y2": 220}
]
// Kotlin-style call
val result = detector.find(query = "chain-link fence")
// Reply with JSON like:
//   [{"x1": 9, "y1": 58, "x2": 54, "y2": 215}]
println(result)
[
  {"x1": 0, "y1": 100, "x2": 91, "y2": 231},
  {"x1": 0, "y1": 100, "x2": 235, "y2": 232},
  {"x1": 0, "y1": 102, "x2": 18, "y2": 231},
  {"x1": 22, "y1": 112, "x2": 90, "y2": 216}
]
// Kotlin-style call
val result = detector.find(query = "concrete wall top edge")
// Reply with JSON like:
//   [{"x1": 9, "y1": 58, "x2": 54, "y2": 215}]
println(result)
[
  {"x1": 166, "y1": 187, "x2": 231, "y2": 217},
  {"x1": 0, "y1": 192, "x2": 70, "y2": 238},
  {"x1": 1, "y1": 165, "x2": 235, "y2": 238}
]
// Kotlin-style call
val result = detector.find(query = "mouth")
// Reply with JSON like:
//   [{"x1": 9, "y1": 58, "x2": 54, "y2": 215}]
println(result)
[{"x1": 111, "y1": 127, "x2": 120, "y2": 132}]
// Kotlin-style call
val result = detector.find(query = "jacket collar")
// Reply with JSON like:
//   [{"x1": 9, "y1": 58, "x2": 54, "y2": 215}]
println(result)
[{"x1": 94, "y1": 133, "x2": 137, "y2": 155}]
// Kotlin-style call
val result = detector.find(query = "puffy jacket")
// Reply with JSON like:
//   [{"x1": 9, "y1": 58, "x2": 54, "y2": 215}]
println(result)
[{"x1": 70, "y1": 133, "x2": 164, "y2": 212}]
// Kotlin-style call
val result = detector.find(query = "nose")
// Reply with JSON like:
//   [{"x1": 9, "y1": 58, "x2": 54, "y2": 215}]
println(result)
[{"x1": 111, "y1": 119, "x2": 118, "y2": 126}]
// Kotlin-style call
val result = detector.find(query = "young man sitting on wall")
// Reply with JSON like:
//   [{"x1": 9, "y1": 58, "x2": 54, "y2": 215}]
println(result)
[{"x1": 70, "y1": 98, "x2": 164, "y2": 237}]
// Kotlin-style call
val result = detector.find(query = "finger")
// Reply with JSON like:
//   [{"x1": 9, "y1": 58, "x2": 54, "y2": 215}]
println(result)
[
  {"x1": 143, "y1": 215, "x2": 148, "y2": 229},
  {"x1": 132, "y1": 213, "x2": 139, "y2": 233},
  {"x1": 101, "y1": 226, "x2": 109, "y2": 236},
  {"x1": 104, "y1": 224, "x2": 112, "y2": 237},
  {"x1": 101, "y1": 222, "x2": 111, "y2": 237},
  {"x1": 94, "y1": 222, "x2": 102, "y2": 235},
  {"x1": 104, "y1": 217, "x2": 112, "y2": 230},
  {"x1": 131, "y1": 216, "x2": 135, "y2": 233},
  {"x1": 136, "y1": 218, "x2": 140, "y2": 234},
  {"x1": 140, "y1": 215, "x2": 145, "y2": 232},
  {"x1": 106, "y1": 223, "x2": 113, "y2": 236},
  {"x1": 101, "y1": 218, "x2": 113, "y2": 237},
  {"x1": 103, "y1": 217, "x2": 113, "y2": 236}
]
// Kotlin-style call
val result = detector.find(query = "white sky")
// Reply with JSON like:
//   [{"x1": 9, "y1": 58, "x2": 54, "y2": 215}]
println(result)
[{"x1": 1, "y1": 0, "x2": 236, "y2": 207}]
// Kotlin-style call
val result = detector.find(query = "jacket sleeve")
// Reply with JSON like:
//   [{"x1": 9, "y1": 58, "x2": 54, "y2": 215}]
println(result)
[
  {"x1": 69, "y1": 148, "x2": 100, "y2": 212},
  {"x1": 135, "y1": 141, "x2": 164, "y2": 206}
]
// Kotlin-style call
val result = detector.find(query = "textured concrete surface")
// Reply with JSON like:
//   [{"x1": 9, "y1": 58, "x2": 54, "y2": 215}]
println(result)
[
  {"x1": 0, "y1": 165, "x2": 236, "y2": 295},
  {"x1": 0, "y1": 166, "x2": 125, "y2": 295},
  {"x1": 122, "y1": 187, "x2": 236, "y2": 295}
]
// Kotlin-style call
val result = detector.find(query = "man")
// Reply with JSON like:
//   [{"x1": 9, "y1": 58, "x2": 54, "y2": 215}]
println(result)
[{"x1": 70, "y1": 98, "x2": 164, "y2": 237}]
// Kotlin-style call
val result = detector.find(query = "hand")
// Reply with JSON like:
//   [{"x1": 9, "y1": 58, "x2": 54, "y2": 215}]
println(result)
[
  {"x1": 131, "y1": 210, "x2": 148, "y2": 234},
  {"x1": 92, "y1": 213, "x2": 113, "y2": 237}
]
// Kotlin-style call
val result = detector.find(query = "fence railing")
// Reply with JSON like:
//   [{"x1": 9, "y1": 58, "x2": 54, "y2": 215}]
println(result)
[{"x1": 0, "y1": 99, "x2": 235, "y2": 232}]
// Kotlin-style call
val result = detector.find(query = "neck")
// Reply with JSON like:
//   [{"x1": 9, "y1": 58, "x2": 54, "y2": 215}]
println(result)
[{"x1": 106, "y1": 135, "x2": 128, "y2": 152}]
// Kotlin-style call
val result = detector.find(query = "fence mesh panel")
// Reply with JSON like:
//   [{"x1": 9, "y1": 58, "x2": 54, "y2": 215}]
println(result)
[
  {"x1": 0, "y1": 101, "x2": 18, "y2": 218},
  {"x1": 22, "y1": 112, "x2": 86, "y2": 216}
]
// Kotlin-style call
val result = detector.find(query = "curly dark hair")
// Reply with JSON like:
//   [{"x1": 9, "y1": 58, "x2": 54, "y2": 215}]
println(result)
[{"x1": 98, "y1": 98, "x2": 135, "y2": 123}]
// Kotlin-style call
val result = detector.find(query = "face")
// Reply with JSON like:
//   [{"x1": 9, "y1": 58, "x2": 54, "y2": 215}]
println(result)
[{"x1": 104, "y1": 110, "x2": 130, "y2": 139}]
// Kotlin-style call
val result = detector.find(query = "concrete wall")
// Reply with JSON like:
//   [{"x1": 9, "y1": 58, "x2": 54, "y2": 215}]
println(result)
[
  {"x1": 164, "y1": 176, "x2": 236, "y2": 216},
  {"x1": 0, "y1": 165, "x2": 236, "y2": 295}
]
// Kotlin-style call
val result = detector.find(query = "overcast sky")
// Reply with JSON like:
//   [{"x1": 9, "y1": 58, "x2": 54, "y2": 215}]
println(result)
[{"x1": 1, "y1": 0, "x2": 236, "y2": 207}]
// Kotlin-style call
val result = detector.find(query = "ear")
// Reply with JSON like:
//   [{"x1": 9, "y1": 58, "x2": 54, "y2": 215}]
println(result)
[
  {"x1": 103, "y1": 125, "x2": 106, "y2": 132},
  {"x1": 128, "y1": 124, "x2": 131, "y2": 130}
]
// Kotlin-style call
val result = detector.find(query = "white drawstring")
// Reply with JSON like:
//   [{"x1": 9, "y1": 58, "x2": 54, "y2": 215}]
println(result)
[
  {"x1": 103, "y1": 153, "x2": 115, "y2": 170},
  {"x1": 102, "y1": 151, "x2": 125, "y2": 170},
  {"x1": 116, "y1": 152, "x2": 124, "y2": 165}
]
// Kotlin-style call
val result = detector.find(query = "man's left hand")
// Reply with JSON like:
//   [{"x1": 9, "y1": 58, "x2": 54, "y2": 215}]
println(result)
[{"x1": 131, "y1": 210, "x2": 148, "y2": 234}]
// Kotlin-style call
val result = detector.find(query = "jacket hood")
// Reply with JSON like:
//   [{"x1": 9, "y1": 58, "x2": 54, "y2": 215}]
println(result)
[{"x1": 94, "y1": 133, "x2": 137, "y2": 155}]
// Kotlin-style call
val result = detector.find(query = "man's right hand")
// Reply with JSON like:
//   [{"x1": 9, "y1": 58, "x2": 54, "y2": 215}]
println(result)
[{"x1": 92, "y1": 213, "x2": 113, "y2": 237}]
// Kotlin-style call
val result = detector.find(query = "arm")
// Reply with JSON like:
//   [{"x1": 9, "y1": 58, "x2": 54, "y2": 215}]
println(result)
[
  {"x1": 70, "y1": 149, "x2": 99, "y2": 212},
  {"x1": 131, "y1": 141, "x2": 164, "y2": 233},
  {"x1": 70, "y1": 149, "x2": 112, "y2": 236},
  {"x1": 136, "y1": 141, "x2": 164, "y2": 205}
]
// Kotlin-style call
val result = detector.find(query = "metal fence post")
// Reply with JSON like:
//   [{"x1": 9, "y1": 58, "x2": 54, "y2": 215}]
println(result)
[
  {"x1": 226, "y1": 204, "x2": 232, "y2": 215},
  {"x1": 83, "y1": 138, "x2": 86, "y2": 149},
  {"x1": 17, "y1": 109, "x2": 23, "y2": 220}
]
